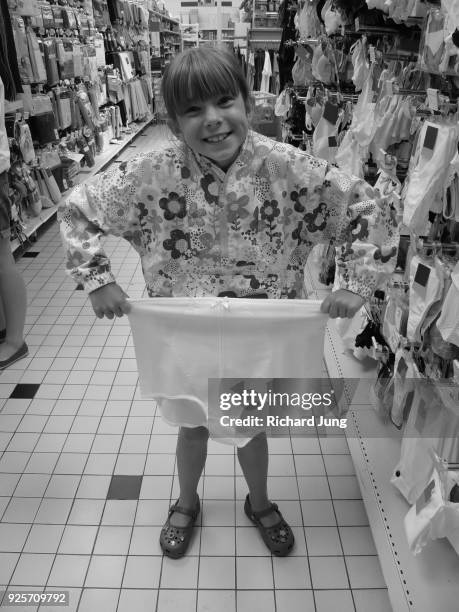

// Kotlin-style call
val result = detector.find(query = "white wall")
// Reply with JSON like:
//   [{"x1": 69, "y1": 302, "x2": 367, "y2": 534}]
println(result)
[{"x1": 163, "y1": 0, "x2": 241, "y2": 24}]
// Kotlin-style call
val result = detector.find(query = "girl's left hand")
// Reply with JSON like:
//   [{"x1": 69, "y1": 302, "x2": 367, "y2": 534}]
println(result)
[{"x1": 320, "y1": 289, "x2": 366, "y2": 319}]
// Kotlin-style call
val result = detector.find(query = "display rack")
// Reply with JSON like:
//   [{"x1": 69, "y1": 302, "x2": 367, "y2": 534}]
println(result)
[
  {"x1": 247, "y1": 26, "x2": 282, "y2": 50},
  {"x1": 10, "y1": 117, "x2": 153, "y2": 254},
  {"x1": 150, "y1": 8, "x2": 181, "y2": 68},
  {"x1": 324, "y1": 320, "x2": 459, "y2": 612}
]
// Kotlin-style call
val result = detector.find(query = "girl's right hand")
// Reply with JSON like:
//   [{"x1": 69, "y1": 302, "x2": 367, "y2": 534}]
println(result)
[{"x1": 89, "y1": 283, "x2": 131, "y2": 319}]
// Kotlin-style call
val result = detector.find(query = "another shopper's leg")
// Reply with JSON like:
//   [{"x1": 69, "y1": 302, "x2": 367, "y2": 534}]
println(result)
[
  {"x1": 0, "y1": 297, "x2": 5, "y2": 337},
  {"x1": 0, "y1": 235, "x2": 27, "y2": 363}
]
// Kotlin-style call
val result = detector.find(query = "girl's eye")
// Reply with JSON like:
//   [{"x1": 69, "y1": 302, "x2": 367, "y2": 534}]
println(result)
[
  {"x1": 219, "y1": 96, "x2": 234, "y2": 106},
  {"x1": 184, "y1": 106, "x2": 200, "y2": 114}
]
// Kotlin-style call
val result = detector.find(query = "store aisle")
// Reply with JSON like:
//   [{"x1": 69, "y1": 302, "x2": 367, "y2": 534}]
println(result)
[{"x1": 0, "y1": 124, "x2": 391, "y2": 612}]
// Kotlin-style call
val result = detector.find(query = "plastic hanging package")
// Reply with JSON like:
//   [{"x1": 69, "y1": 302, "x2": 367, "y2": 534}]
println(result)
[
  {"x1": 11, "y1": 15, "x2": 33, "y2": 84},
  {"x1": 419, "y1": 8, "x2": 446, "y2": 74},
  {"x1": 391, "y1": 378, "x2": 453, "y2": 504},
  {"x1": 405, "y1": 452, "x2": 459, "y2": 555},
  {"x1": 26, "y1": 27, "x2": 47, "y2": 84}
]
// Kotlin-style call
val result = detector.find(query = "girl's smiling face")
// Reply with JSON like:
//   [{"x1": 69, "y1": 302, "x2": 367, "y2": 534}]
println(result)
[{"x1": 173, "y1": 92, "x2": 250, "y2": 172}]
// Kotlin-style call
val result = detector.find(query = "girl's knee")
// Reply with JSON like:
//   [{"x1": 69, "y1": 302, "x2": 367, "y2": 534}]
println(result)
[{"x1": 180, "y1": 426, "x2": 209, "y2": 442}]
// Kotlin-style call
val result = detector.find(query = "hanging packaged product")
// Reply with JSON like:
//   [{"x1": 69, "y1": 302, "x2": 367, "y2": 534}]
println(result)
[
  {"x1": 17, "y1": 84, "x2": 33, "y2": 114},
  {"x1": 83, "y1": 45, "x2": 98, "y2": 82},
  {"x1": 77, "y1": 89, "x2": 96, "y2": 132},
  {"x1": 11, "y1": 161, "x2": 42, "y2": 216},
  {"x1": 62, "y1": 7, "x2": 77, "y2": 30},
  {"x1": 391, "y1": 347, "x2": 419, "y2": 429},
  {"x1": 32, "y1": 166, "x2": 53, "y2": 209},
  {"x1": 11, "y1": 15, "x2": 34, "y2": 84},
  {"x1": 40, "y1": 166, "x2": 62, "y2": 204},
  {"x1": 436, "y1": 261, "x2": 459, "y2": 349},
  {"x1": 93, "y1": 0, "x2": 111, "y2": 29},
  {"x1": 51, "y1": 6, "x2": 64, "y2": 30},
  {"x1": 402, "y1": 121, "x2": 459, "y2": 235},
  {"x1": 419, "y1": 8, "x2": 446, "y2": 75},
  {"x1": 41, "y1": 4, "x2": 55, "y2": 29},
  {"x1": 405, "y1": 452, "x2": 459, "y2": 555},
  {"x1": 93, "y1": 33, "x2": 106, "y2": 68},
  {"x1": 26, "y1": 27, "x2": 47, "y2": 84},
  {"x1": 14, "y1": 118, "x2": 35, "y2": 164},
  {"x1": 72, "y1": 41, "x2": 83, "y2": 79},
  {"x1": 42, "y1": 39, "x2": 60, "y2": 87},
  {"x1": 29, "y1": 94, "x2": 58, "y2": 145},
  {"x1": 118, "y1": 52, "x2": 136, "y2": 82},
  {"x1": 54, "y1": 89, "x2": 72, "y2": 130},
  {"x1": 7, "y1": 0, "x2": 39, "y2": 17}
]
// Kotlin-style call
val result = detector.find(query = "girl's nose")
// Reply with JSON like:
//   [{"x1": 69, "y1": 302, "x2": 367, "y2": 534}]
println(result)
[{"x1": 204, "y1": 104, "x2": 222, "y2": 126}]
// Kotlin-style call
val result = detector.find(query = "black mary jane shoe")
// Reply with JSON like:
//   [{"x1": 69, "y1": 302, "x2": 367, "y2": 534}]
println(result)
[
  {"x1": 160, "y1": 496, "x2": 200, "y2": 559},
  {"x1": 244, "y1": 494, "x2": 294, "y2": 556}
]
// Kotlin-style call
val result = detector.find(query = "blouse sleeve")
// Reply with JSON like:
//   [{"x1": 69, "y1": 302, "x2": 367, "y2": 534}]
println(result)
[
  {"x1": 58, "y1": 156, "x2": 143, "y2": 293},
  {"x1": 288, "y1": 153, "x2": 399, "y2": 301}
]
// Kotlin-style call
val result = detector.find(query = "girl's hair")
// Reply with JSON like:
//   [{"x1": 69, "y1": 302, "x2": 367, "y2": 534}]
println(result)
[{"x1": 161, "y1": 47, "x2": 250, "y2": 121}]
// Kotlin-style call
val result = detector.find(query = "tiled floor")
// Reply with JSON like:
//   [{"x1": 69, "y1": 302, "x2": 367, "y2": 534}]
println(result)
[{"x1": 0, "y1": 124, "x2": 391, "y2": 612}]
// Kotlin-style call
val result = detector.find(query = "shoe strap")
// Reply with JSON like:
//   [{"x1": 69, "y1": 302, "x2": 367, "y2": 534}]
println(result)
[
  {"x1": 169, "y1": 500, "x2": 199, "y2": 519},
  {"x1": 251, "y1": 502, "x2": 279, "y2": 520}
]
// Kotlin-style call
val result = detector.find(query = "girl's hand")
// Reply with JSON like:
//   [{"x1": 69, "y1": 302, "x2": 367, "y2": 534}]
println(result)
[
  {"x1": 320, "y1": 289, "x2": 365, "y2": 319},
  {"x1": 89, "y1": 283, "x2": 131, "y2": 319}
]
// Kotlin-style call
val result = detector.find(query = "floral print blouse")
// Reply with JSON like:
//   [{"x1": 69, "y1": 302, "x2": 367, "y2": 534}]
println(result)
[{"x1": 59, "y1": 130, "x2": 399, "y2": 300}]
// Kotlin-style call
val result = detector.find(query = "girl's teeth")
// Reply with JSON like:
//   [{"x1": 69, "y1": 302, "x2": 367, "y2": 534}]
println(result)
[{"x1": 207, "y1": 134, "x2": 228, "y2": 142}]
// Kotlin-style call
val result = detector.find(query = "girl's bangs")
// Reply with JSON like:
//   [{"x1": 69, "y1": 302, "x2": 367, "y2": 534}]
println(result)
[{"x1": 172, "y1": 58, "x2": 240, "y2": 115}]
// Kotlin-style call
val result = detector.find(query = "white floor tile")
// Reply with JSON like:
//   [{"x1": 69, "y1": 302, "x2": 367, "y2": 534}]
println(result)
[
  {"x1": 78, "y1": 588, "x2": 119, "y2": 612},
  {"x1": 197, "y1": 589, "x2": 235, "y2": 612},
  {"x1": 236, "y1": 556, "x2": 273, "y2": 589},
  {"x1": 0, "y1": 523, "x2": 31, "y2": 552},
  {"x1": 275, "y1": 590, "x2": 315, "y2": 612},
  {"x1": 156, "y1": 589, "x2": 197, "y2": 612},
  {"x1": 84, "y1": 555, "x2": 126, "y2": 588},
  {"x1": 309, "y1": 556, "x2": 349, "y2": 589},
  {"x1": 122, "y1": 555, "x2": 162, "y2": 589},
  {"x1": 237, "y1": 590, "x2": 275, "y2": 612},
  {"x1": 24, "y1": 524, "x2": 65, "y2": 553},
  {"x1": 93, "y1": 526, "x2": 131, "y2": 555},
  {"x1": 345, "y1": 555, "x2": 387, "y2": 589},
  {"x1": 272, "y1": 555, "x2": 311, "y2": 589},
  {"x1": 315, "y1": 589, "x2": 355, "y2": 612},
  {"x1": 117, "y1": 588, "x2": 158, "y2": 612},
  {"x1": 58, "y1": 525, "x2": 98, "y2": 555}
]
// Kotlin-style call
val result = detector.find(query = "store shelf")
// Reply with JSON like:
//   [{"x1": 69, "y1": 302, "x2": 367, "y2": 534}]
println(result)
[
  {"x1": 324, "y1": 320, "x2": 459, "y2": 612},
  {"x1": 150, "y1": 9, "x2": 179, "y2": 25},
  {"x1": 11, "y1": 117, "x2": 153, "y2": 254}
]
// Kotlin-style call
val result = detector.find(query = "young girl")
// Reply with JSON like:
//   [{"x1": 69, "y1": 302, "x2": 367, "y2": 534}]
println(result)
[{"x1": 59, "y1": 47, "x2": 399, "y2": 558}]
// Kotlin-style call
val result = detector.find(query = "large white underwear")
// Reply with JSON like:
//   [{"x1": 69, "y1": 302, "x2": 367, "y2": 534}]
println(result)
[{"x1": 127, "y1": 297, "x2": 328, "y2": 445}]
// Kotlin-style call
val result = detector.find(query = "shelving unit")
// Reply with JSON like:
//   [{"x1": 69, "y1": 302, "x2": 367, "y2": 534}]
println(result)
[
  {"x1": 324, "y1": 320, "x2": 459, "y2": 612},
  {"x1": 247, "y1": 26, "x2": 282, "y2": 51},
  {"x1": 149, "y1": 8, "x2": 181, "y2": 68},
  {"x1": 10, "y1": 117, "x2": 153, "y2": 254}
]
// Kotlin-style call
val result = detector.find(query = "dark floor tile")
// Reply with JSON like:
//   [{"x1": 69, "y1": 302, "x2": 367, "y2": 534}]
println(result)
[
  {"x1": 107, "y1": 475, "x2": 143, "y2": 500},
  {"x1": 10, "y1": 384, "x2": 40, "y2": 399}
]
